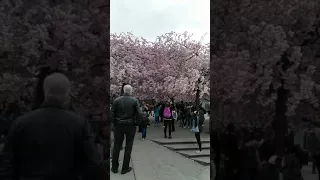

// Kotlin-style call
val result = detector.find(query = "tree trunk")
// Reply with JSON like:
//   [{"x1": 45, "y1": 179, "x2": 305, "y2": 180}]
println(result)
[
  {"x1": 195, "y1": 78, "x2": 201, "y2": 111},
  {"x1": 273, "y1": 54, "x2": 291, "y2": 156},
  {"x1": 32, "y1": 66, "x2": 51, "y2": 110},
  {"x1": 120, "y1": 83, "x2": 126, "y2": 96},
  {"x1": 196, "y1": 89, "x2": 200, "y2": 111},
  {"x1": 273, "y1": 80, "x2": 288, "y2": 156},
  {"x1": 219, "y1": 101, "x2": 224, "y2": 123}
]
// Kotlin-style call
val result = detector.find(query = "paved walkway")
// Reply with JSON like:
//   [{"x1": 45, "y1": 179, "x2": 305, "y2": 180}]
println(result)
[
  {"x1": 301, "y1": 163, "x2": 318, "y2": 180},
  {"x1": 111, "y1": 116, "x2": 210, "y2": 180}
]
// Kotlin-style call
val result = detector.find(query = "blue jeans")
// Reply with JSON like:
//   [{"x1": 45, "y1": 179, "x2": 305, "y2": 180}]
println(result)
[
  {"x1": 142, "y1": 128, "x2": 147, "y2": 138},
  {"x1": 155, "y1": 115, "x2": 159, "y2": 125}
]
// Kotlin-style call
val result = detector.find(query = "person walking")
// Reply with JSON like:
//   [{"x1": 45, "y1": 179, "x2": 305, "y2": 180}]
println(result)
[
  {"x1": 281, "y1": 144, "x2": 302, "y2": 180},
  {"x1": 185, "y1": 104, "x2": 192, "y2": 128},
  {"x1": 163, "y1": 103, "x2": 173, "y2": 139},
  {"x1": 192, "y1": 105, "x2": 206, "y2": 153},
  {"x1": 141, "y1": 111, "x2": 149, "y2": 140},
  {"x1": 154, "y1": 104, "x2": 161, "y2": 127},
  {"x1": 171, "y1": 103, "x2": 176, "y2": 132},
  {"x1": 0, "y1": 73, "x2": 104, "y2": 180},
  {"x1": 138, "y1": 102, "x2": 144, "y2": 132},
  {"x1": 159, "y1": 103, "x2": 165, "y2": 123},
  {"x1": 111, "y1": 85, "x2": 142, "y2": 174}
]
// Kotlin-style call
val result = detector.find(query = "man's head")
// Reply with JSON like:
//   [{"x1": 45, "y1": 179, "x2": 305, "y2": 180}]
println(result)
[
  {"x1": 123, "y1": 85, "x2": 133, "y2": 95},
  {"x1": 43, "y1": 73, "x2": 71, "y2": 104}
]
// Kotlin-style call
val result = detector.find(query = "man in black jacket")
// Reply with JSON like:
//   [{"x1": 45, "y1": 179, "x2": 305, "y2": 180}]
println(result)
[
  {"x1": 111, "y1": 84, "x2": 142, "y2": 174},
  {"x1": 0, "y1": 73, "x2": 104, "y2": 180}
]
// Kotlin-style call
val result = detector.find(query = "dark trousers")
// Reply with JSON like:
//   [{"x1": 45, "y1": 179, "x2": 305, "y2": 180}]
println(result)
[
  {"x1": 187, "y1": 116, "x2": 192, "y2": 127},
  {"x1": 195, "y1": 132, "x2": 202, "y2": 151},
  {"x1": 172, "y1": 119, "x2": 175, "y2": 131},
  {"x1": 112, "y1": 125, "x2": 136, "y2": 171},
  {"x1": 142, "y1": 127, "x2": 147, "y2": 138},
  {"x1": 164, "y1": 120, "x2": 172, "y2": 137}
]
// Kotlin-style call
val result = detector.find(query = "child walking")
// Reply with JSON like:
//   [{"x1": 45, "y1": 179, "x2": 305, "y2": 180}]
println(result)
[{"x1": 141, "y1": 111, "x2": 149, "y2": 140}]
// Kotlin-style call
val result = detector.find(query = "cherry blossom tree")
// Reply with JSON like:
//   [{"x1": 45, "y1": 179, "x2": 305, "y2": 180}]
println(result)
[
  {"x1": 110, "y1": 32, "x2": 210, "y2": 102},
  {"x1": 211, "y1": 0, "x2": 320, "y2": 155},
  {"x1": 0, "y1": 0, "x2": 110, "y2": 117}
]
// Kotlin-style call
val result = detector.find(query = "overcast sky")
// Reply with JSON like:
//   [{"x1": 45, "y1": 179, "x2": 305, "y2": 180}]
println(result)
[{"x1": 110, "y1": 0, "x2": 210, "y2": 44}]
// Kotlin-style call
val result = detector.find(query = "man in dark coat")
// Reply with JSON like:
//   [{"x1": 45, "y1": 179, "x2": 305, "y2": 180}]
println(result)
[
  {"x1": 0, "y1": 73, "x2": 104, "y2": 180},
  {"x1": 111, "y1": 84, "x2": 142, "y2": 174}
]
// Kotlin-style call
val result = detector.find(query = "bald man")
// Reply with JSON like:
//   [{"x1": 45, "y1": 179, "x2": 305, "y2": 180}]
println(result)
[{"x1": 0, "y1": 73, "x2": 104, "y2": 180}]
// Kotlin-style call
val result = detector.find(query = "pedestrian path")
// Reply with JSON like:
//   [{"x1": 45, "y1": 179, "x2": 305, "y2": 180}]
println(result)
[
  {"x1": 301, "y1": 163, "x2": 318, "y2": 180},
  {"x1": 110, "y1": 119, "x2": 210, "y2": 180},
  {"x1": 110, "y1": 147, "x2": 135, "y2": 180},
  {"x1": 131, "y1": 138, "x2": 209, "y2": 180},
  {"x1": 153, "y1": 137, "x2": 210, "y2": 166}
]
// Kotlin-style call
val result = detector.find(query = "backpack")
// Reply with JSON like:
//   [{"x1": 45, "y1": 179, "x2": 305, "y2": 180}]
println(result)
[{"x1": 163, "y1": 107, "x2": 171, "y2": 118}]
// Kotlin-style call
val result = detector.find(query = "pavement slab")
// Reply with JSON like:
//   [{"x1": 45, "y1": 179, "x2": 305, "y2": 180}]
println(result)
[
  {"x1": 164, "y1": 143, "x2": 210, "y2": 150},
  {"x1": 110, "y1": 117, "x2": 211, "y2": 180},
  {"x1": 131, "y1": 139, "x2": 209, "y2": 180},
  {"x1": 191, "y1": 157, "x2": 210, "y2": 164},
  {"x1": 153, "y1": 137, "x2": 210, "y2": 144},
  {"x1": 110, "y1": 148, "x2": 135, "y2": 180},
  {"x1": 301, "y1": 163, "x2": 318, "y2": 180},
  {"x1": 177, "y1": 149, "x2": 210, "y2": 157}
]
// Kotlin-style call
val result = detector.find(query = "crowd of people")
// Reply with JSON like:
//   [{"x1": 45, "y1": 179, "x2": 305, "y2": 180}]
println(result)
[
  {"x1": 138, "y1": 101, "x2": 206, "y2": 152},
  {"x1": 210, "y1": 121, "x2": 320, "y2": 180},
  {"x1": 110, "y1": 86, "x2": 208, "y2": 175}
]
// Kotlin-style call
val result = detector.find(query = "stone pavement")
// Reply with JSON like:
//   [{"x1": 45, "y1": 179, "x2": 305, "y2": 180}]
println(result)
[
  {"x1": 110, "y1": 149, "x2": 136, "y2": 180},
  {"x1": 111, "y1": 116, "x2": 210, "y2": 180},
  {"x1": 301, "y1": 163, "x2": 318, "y2": 180}
]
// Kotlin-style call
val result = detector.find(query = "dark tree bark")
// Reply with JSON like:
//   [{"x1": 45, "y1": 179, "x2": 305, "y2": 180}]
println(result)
[
  {"x1": 273, "y1": 54, "x2": 291, "y2": 156},
  {"x1": 120, "y1": 83, "x2": 127, "y2": 96},
  {"x1": 273, "y1": 79, "x2": 288, "y2": 156},
  {"x1": 32, "y1": 67, "x2": 51, "y2": 110},
  {"x1": 195, "y1": 78, "x2": 201, "y2": 111}
]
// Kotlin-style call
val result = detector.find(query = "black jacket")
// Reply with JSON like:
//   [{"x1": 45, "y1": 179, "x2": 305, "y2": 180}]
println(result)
[
  {"x1": 0, "y1": 99, "x2": 104, "y2": 180},
  {"x1": 194, "y1": 109, "x2": 205, "y2": 132},
  {"x1": 111, "y1": 94, "x2": 142, "y2": 126},
  {"x1": 159, "y1": 104, "x2": 165, "y2": 118}
]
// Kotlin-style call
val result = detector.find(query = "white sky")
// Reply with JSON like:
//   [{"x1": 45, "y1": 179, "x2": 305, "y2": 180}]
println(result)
[{"x1": 110, "y1": 0, "x2": 210, "y2": 44}]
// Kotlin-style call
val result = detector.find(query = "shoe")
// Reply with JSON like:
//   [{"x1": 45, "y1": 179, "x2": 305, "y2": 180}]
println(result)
[
  {"x1": 111, "y1": 168, "x2": 118, "y2": 173},
  {"x1": 121, "y1": 167, "x2": 133, "y2": 174},
  {"x1": 184, "y1": 126, "x2": 186, "y2": 128},
  {"x1": 164, "y1": 135, "x2": 167, "y2": 138},
  {"x1": 168, "y1": 136, "x2": 172, "y2": 139},
  {"x1": 196, "y1": 150, "x2": 201, "y2": 154},
  {"x1": 142, "y1": 138, "x2": 145, "y2": 140}
]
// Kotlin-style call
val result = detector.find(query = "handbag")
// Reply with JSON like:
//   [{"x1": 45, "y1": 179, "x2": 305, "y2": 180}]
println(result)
[{"x1": 191, "y1": 116, "x2": 200, "y2": 133}]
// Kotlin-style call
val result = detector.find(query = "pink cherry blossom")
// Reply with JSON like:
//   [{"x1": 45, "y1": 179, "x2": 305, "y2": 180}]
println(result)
[{"x1": 111, "y1": 32, "x2": 209, "y2": 102}]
